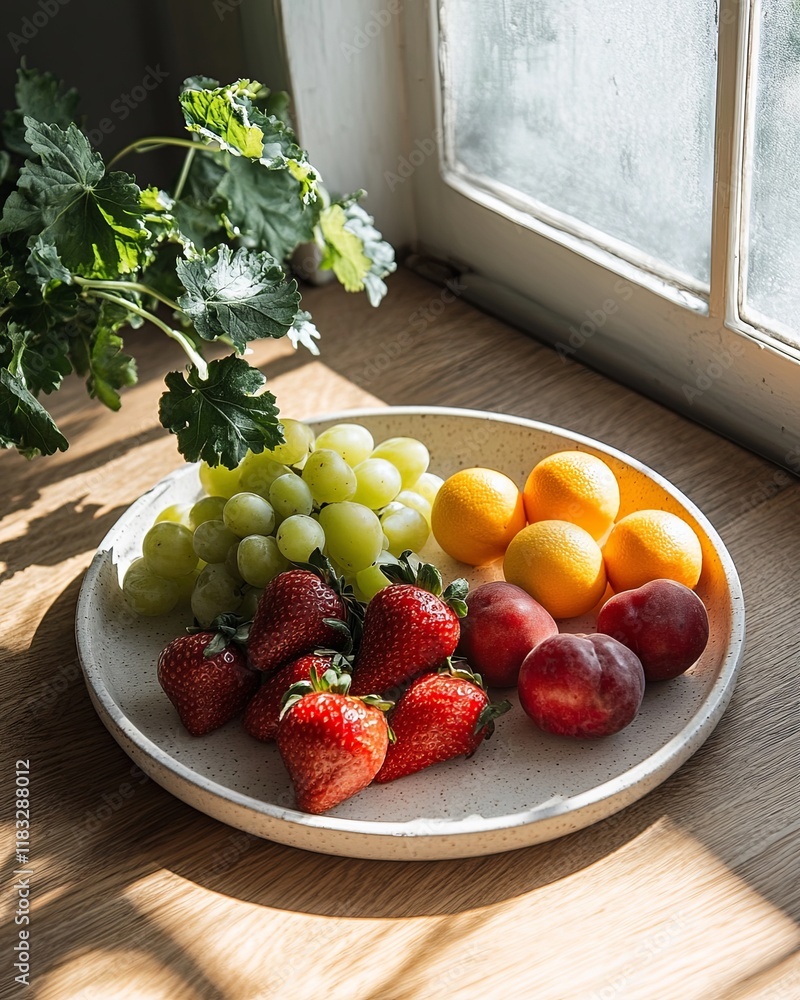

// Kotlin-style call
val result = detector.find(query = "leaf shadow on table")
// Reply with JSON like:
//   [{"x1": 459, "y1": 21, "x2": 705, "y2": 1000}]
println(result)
[
  {"x1": 2, "y1": 424, "x2": 167, "y2": 522},
  {"x1": 0, "y1": 495, "x2": 128, "y2": 584}
]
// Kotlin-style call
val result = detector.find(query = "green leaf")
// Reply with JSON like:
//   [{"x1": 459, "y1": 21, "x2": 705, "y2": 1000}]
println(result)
[
  {"x1": 5, "y1": 321, "x2": 72, "y2": 396},
  {"x1": 0, "y1": 151, "x2": 10, "y2": 185},
  {"x1": 0, "y1": 255, "x2": 20, "y2": 306},
  {"x1": 87, "y1": 325, "x2": 137, "y2": 410},
  {"x1": 2, "y1": 66, "x2": 80, "y2": 157},
  {"x1": 257, "y1": 90, "x2": 291, "y2": 125},
  {"x1": 177, "y1": 245, "x2": 301, "y2": 352},
  {"x1": 0, "y1": 367, "x2": 68, "y2": 457},
  {"x1": 25, "y1": 236, "x2": 72, "y2": 291},
  {"x1": 340, "y1": 201, "x2": 396, "y2": 306},
  {"x1": 318, "y1": 195, "x2": 396, "y2": 305},
  {"x1": 318, "y1": 204, "x2": 372, "y2": 293},
  {"x1": 178, "y1": 79, "x2": 317, "y2": 193},
  {"x1": 173, "y1": 198, "x2": 226, "y2": 251},
  {"x1": 179, "y1": 81, "x2": 268, "y2": 159},
  {"x1": 286, "y1": 159, "x2": 318, "y2": 205},
  {"x1": 217, "y1": 156, "x2": 314, "y2": 260},
  {"x1": 139, "y1": 186, "x2": 178, "y2": 246},
  {"x1": 0, "y1": 118, "x2": 150, "y2": 279},
  {"x1": 181, "y1": 75, "x2": 221, "y2": 95},
  {"x1": 158, "y1": 354, "x2": 281, "y2": 468}
]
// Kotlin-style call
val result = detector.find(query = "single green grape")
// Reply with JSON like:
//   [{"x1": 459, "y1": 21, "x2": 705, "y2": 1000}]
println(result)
[
  {"x1": 122, "y1": 558, "x2": 180, "y2": 616},
  {"x1": 381, "y1": 505, "x2": 430, "y2": 556},
  {"x1": 352, "y1": 458, "x2": 402, "y2": 509},
  {"x1": 224, "y1": 541, "x2": 245, "y2": 583},
  {"x1": 238, "y1": 452, "x2": 293, "y2": 498},
  {"x1": 370, "y1": 437, "x2": 430, "y2": 489},
  {"x1": 276, "y1": 514, "x2": 326, "y2": 563},
  {"x1": 301, "y1": 449, "x2": 357, "y2": 504},
  {"x1": 175, "y1": 568, "x2": 200, "y2": 605},
  {"x1": 142, "y1": 522, "x2": 198, "y2": 578},
  {"x1": 199, "y1": 460, "x2": 242, "y2": 499},
  {"x1": 192, "y1": 519, "x2": 240, "y2": 564},
  {"x1": 190, "y1": 563, "x2": 243, "y2": 627},
  {"x1": 239, "y1": 586, "x2": 264, "y2": 620},
  {"x1": 237, "y1": 534, "x2": 289, "y2": 588},
  {"x1": 268, "y1": 473, "x2": 314, "y2": 518},
  {"x1": 154, "y1": 503, "x2": 193, "y2": 528},
  {"x1": 314, "y1": 423, "x2": 374, "y2": 466},
  {"x1": 409, "y1": 472, "x2": 444, "y2": 506},
  {"x1": 263, "y1": 418, "x2": 315, "y2": 465},
  {"x1": 356, "y1": 562, "x2": 393, "y2": 601},
  {"x1": 318, "y1": 502, "x2": 384, "y2": 572},
  {"x1": 223, "y1": 492, "x2": 276, "y2": 538},
  {"x1": 189, "y1": 495, "x2": 227, "y2": 531},
  {"x1": 395, "y1": 490, "x2": 432, "y2": 525}
]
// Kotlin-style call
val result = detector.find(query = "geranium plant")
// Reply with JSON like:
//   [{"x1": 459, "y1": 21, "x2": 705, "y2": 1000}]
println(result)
[{"x1": 0, "y1": 67, "x2": 395, "y2": 468}]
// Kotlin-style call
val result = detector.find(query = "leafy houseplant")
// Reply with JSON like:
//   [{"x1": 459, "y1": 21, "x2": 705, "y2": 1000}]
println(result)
[{"x1": 0, "y1": 68, "x2": 395, "y2": 468}]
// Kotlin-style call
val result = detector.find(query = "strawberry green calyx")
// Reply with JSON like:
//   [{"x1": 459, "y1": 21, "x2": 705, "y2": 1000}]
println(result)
[
  {"x1": 438, "y1": 660, "x2": 486, "y2": 688},
  {"x1": 279, "y1": 662, "x2": 394, "y2": 720},
  {"x1": 186, "y1": 613, "x2": 251, "y2": 658},
  {"x1": 381, "y1": 550, "x2": 469, "y2": 616},
  {"x1": 473, "y1": 699, "x2": 512, "y2": 739},
  {"x1": 297, "y1": 548, "x2": 366, "y2": 644}
]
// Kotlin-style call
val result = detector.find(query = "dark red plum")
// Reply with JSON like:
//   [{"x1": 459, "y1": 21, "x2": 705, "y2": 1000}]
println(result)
[
  {"x1": 518, "y1": 633, "x2": 645, "y2": 738},
  {"x1": 458, "y1": 581, "x2": 558, "y2": 687},
  {"x1": 596, "y1": 578, "x2": 709, "y2": 682}
]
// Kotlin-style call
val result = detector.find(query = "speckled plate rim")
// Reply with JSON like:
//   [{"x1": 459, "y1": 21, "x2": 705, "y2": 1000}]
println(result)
[{"x1": 76, "y1": 406, "x2": 745, "y2": 858}]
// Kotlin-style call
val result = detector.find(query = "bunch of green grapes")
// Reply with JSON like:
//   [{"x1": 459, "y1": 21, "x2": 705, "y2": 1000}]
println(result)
[{"x1": 121, "y1": 419, "x2": 444, "y2": 624}]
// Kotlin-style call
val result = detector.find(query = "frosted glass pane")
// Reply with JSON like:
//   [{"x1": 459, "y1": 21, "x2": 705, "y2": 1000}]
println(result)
[
  {"x1": 742, "y1": 0, "x2": 800, "y2": 346},
  {"x1": 440, "y1": 0, "x2": 717, "y2": 285}
]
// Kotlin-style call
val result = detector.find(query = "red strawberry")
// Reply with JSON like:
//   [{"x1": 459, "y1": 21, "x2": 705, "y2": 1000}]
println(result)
[
  {"x1": 247, "y1": 567, "x2": 349, "y2": 672},
  {"x1": 350, "y1": 554, "x2": 468, "y2": 696},
  {"x1": 158, "y1": 615, "x2": 258, "y2": 736},
  {"x1": 277, "y1": 665, "x2": 392, "y2": 814},
  {"x1": 243, "y1": 652, "x2": 345, "y2": 743},
  {"x1": 375, "y1": 665, "x2": 510, "y2": 783}
]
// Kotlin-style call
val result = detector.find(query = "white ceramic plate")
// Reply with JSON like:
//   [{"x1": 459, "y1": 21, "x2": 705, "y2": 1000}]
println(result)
[{"x1": 76, "y1": 407, "x2": 745, "y2": 860}]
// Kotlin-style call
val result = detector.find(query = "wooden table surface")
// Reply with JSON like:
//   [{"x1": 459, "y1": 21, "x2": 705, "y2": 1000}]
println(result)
[{"x1": 2, "y1": 267, "x2": 799, "y2": 1000}]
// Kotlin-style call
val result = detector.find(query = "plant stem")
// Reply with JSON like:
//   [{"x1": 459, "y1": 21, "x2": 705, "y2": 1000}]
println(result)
[
  {"x1": 85, "y1": 289, "x2": 208, "y2": 379},
  {"x1": 107, "y1": 136, "x2": 218, "y2": 169},
  {"x1": 172, "y1": 147, "x2": 196, "y2": 202},
  {"x1": 73, "y1": 276, "x2": 181, "y2": 314}
]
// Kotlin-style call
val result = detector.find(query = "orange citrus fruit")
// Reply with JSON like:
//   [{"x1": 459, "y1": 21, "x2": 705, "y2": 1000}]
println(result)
[
  {"x1": 603, "y1": 509, "x2": 703, "y2": 592},
  {"x1": 523, "y1": 450, "x2": 620, "y2": 540},
  {"x1": 503, "y1": 520, "x2": 607, "y2": 619},
  {"x1": 431, "y1": 467, "x2": 526, "y2": 566}
]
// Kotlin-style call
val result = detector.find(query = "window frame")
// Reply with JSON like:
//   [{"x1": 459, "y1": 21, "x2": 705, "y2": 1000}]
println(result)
[{"x1": 276, "y1": 0, "x2": 800, "y2": 471}]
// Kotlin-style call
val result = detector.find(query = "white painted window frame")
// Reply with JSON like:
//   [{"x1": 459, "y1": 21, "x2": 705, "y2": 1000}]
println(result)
[{"x1": 274, "y1": 0, "x2": 800, "y2": 471}]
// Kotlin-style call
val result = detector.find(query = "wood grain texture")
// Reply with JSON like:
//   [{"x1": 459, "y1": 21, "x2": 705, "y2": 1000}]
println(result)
[{"x1": 1, "y1": 267, "x2": 798, "y2": 999}]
